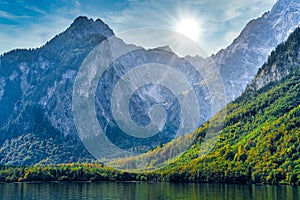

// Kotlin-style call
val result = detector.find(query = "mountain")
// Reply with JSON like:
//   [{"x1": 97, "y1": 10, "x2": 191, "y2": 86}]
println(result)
[
  {"x1": 113, "y1": 27, "x2": 300, "y2": 185},
  {"x1": 1, "y1": 0, "x2": 300, "y2": 165},
  {"x1": 0, "y1": 16, "x2": 215, "y2": 164},
  {"x1": 0, "y1": 16, "x2": 114, "y2": 165},
  {"x1": 199, "y1": 0, "x2": 300, "y2": 101}
]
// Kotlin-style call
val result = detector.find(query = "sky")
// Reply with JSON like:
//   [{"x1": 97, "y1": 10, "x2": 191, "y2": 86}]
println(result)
[{"x1": 0, "y1": 0, "x2": 277, "y2": 56}]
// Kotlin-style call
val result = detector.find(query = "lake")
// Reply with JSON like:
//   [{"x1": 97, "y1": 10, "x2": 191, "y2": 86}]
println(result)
[{"x1": 0, "y1": 182, "x2": 299, "y2": 200}]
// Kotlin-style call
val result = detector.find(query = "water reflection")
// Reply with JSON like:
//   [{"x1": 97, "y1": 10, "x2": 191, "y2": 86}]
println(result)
[{"x1": 0, "y1": 182, "x2": 299, "y2": 200}]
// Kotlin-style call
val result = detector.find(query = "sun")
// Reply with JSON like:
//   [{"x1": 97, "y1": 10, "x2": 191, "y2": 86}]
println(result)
[{"x1": 175, "y1": 18, "x2": 201, "y2": 41}]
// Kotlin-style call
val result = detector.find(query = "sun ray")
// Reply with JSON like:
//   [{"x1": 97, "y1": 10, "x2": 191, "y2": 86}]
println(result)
[{"x1": 175, "y1": 17, "x2": 201, "y2": 41}]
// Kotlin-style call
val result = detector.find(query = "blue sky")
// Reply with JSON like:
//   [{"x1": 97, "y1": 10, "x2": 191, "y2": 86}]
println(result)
[{"x1": 0, "y1": 0, "x2": 277, "y2": 56}]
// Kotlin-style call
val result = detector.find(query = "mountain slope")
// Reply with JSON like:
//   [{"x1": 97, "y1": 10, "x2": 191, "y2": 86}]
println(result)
[
  {"x1": 160, "y1": 27, "x2": 300, "y2": 184},
  {"x1": 0, "y1": 16, "x2": 114, "y2": 165},
  {"x1": 0, "y1": 16, "x2": 214, "y2": 164},
  {"x1": 113, "y1": 28, "x2": 300, "y2": 185},
  {"x1": 202, "y1": 0, "x2": 300, "y2": 101}
]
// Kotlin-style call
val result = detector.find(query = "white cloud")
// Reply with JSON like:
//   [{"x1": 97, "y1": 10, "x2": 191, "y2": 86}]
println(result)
[{"x1": 0, "y1": 2, "x2": 79, "y2": 54}]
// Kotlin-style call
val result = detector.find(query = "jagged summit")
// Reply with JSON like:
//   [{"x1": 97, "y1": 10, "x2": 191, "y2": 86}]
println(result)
[
  {"x1": 69, "y1": 16, "x2": 114, "y2": 38},
  {"x1": 42, "y1": 16, "x2": 114, "y2": 54}
]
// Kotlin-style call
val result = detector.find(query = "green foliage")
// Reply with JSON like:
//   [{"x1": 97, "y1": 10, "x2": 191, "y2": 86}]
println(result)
[
  {"x1": 155, "y1": 70, "x2": 300, "y2": 185},
  {"x1": 0, "y1": 164, "x2": 136, "y2": 182},
  {"x1": 0, "y1": 133, "x2": 94, "y2": 165},
  {"x1": 104, "y1": 71, "x2": 300, "y2": 185}
]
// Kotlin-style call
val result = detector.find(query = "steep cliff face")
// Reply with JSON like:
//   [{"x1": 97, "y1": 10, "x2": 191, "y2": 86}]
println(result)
[
  {"x1": 0, "y1": 16, "x2": 113, "y2": 142},
  {"x1": 251, "y1": 27, "x2": 300, "y2": 90},
  {"x1": 0, "y1": 17, "x2": 113, "y2": 164},
  {"x1": 207, "y1": 0, "x2": 300, "y2": 101}
]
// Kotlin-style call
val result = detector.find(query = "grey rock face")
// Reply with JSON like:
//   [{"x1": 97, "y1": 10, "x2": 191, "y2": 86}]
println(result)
[
  {"x1": 251, "y1": 27, "x2": 300, "y2": 90},
  {"x1": 200, "y1": 0, "x2": 300, "y2": 101},
  {"x1": 0, "y1": 17, "x2": 112, "y2": 148}
]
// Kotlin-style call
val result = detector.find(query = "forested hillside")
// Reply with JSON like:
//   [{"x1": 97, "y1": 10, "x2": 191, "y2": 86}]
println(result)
[{"x1": 112, "y1": 28, "x2": 300, "y2": 185}]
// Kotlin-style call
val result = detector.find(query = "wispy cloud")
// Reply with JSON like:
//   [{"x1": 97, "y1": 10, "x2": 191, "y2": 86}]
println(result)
[
  {"x1": 0, "y1": 16, "x2": 71, "y2": 54},
  {"x1": 0, "y1": 10, "x2": 30, "y2": 20},
  {"x1": 24, "y1": 6, "x2": 47, "y2": 15}
]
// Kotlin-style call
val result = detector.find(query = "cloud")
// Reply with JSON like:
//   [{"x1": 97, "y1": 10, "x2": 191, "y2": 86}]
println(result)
[
  {"x1": 24, "y1": 6, "x2": 47, "y2": 15},
  {"x1": 101, "y1": 0, "x2": 277, "y2": 55},
  {"x1": 0, "y1": 1, "x2": 79, "y2": 54},
  {"x1": 221, "y1": 0, "x2": 277, "y2": 20},
  {"x1": 0, "y1": 11, "x2": 30, "y2": 20},
  {"x1": 0, "y1": 0, "x2": 277, "y2": 56},
  {"x1": 0, "y1": 15, "x2": 72, "y2": 54}
]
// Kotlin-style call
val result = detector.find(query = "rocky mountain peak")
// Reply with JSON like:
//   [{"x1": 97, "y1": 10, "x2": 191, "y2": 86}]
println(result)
[
  {"x1": 41, "y1": 16, "x2": 114, "y2": 58},
  {"x1": 206, "y1": 0, "x2": 300, "y2": 102},
  {"x1": 68, "y1": 16, "x2": 114, "y2": 38}
]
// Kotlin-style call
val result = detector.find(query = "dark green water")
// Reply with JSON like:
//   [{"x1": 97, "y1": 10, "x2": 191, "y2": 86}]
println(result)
[{"x1": 0, "y1": 182, "x2": 299, "y2": 200}]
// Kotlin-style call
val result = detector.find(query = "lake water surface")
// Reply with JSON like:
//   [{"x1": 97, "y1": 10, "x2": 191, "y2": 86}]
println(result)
[{"x1": 0, "y1": 182, "x2": 299, "y2": 200}]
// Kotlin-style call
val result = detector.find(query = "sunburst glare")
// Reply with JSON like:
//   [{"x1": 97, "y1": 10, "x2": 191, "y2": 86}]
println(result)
[{"x1": 175, "y1": 17, "x2": 201, "y2": 41}]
